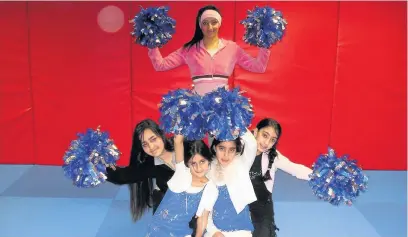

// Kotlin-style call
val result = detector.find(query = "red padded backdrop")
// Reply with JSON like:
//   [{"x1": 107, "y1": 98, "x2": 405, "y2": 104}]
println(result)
[
  {"x1": 330, "y1": 2, "x2": 407, "y2": 170},
  {"x1": 234, "y1": 1, "x2": 340, "y2": 167},
  {"x1": 28, "y1": 2, "x2": 132, "y2": 165},
  {"x1": 0, "y1": 2, "x2": 34, "y2": 164},
  {"x1": 0, "y1": 1, "x2": 406, "y2": 169}
]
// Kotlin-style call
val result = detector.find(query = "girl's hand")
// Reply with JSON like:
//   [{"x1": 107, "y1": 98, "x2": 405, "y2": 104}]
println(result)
[
  {"x1": 174, "y1": 134, "x2": 184, "y2": 144},
  {"x1": 213, "y1": 232, "x2": 225, "y2": 237}
]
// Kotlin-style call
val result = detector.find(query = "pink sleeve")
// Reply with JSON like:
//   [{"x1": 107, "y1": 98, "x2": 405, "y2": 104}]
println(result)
[
  {"x1": 236, "y1": 45, "x2": 271, "y2": 73},
  {"x1": 147, "y1": 47, "x2": 186, "y2": 71}
]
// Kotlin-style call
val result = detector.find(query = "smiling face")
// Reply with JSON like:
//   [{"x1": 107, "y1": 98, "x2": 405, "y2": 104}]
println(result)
[
  {"x1": 140, "y1": 128, "x2": 165, "y2": 157},
  {"x1": 188, "y1": 154, "x2": 210, "y2": 178},
  {"x1": 214, "y1": 141, "x2": 237, "y2": 167},
  {"x1": 201, "y1": 17, "x2": 220, "y2": 39},
  {"x1": 254, "y1": 126, "x2": 278, "y2": 154}
]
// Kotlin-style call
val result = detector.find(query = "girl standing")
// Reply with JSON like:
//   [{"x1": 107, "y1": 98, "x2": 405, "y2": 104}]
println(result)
[
  {"x1": 249, "y1": 118, "x2": 313, "y2": 237},
  {"x1": 148, "y1": 5, "x2": 271, "y2": 96}
]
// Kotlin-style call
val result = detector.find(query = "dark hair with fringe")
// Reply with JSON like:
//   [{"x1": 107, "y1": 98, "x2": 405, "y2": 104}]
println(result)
[
  {"x1": 210, "y1": 137, "x2": 245, "y2": 157},
  {"x1": 183, "y1": 140, "x2": 213, "y2": 166}
]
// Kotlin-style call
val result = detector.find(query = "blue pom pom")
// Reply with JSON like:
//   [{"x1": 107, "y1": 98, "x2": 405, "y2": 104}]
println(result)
[
  {"x1": 308, "y1": 147, "x2": 369, "y2": 206},
  {"x1": 159, "y1": 89, "x2": 206, "y2": 141},
  {"x1": 130, "y1": 6, "x2": 176, "y2": 48},
  {"x1": 202, "y1": 87, "x2": 254, "y2": 141},
  {"x1": 240, "y1": 6, "x2": 287, "y2": 48},
  {"x1": 62, "y1": 126, "x2": 121, "y2": 188}
]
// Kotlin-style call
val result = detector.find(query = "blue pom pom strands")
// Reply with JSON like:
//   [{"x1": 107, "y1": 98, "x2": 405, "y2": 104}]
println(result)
[
  {"x1": 130, "y1": 6, "x2": 176, "y2": 48},
  {"x1": 62, "y1": 126, "x2": 121, "y2": 188},
  {"x1": 202, "y1": 87, "x2": 254, "y2": 141},
  {"x1": 308, "y1": 147, "x2": 369, "y2": 206},
  {"x1": 240, "y1": 6, "x2": 287, "y2": 49},
  {"x1": 159, "y1": 89, "x2": 206, "y2": 141}
]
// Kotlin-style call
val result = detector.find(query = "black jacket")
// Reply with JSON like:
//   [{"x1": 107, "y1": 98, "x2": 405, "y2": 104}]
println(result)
[{"x1": 106, "y1": 160, "x2": 175, "y2": 211}]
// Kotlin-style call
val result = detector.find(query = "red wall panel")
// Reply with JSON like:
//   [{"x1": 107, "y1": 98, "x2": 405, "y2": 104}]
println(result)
[
  {"x1": 0, "y1": 2, "x2": 34, "y2": 164},
  {"x1": 234, "y1": 2, "x2": 340, "y2": 167},
  {"x1": 131, "y1": 1, "x2": 236, "y2": 125},
  {"x1": 330, "y1": 2, "x2": 407, "y2": 170},
  {"x1": 0, "y1": 2, "x2": 405, "y2": 170},
  {"x1": 28, "y1": 2, "x2": 132, "y2": 165}
]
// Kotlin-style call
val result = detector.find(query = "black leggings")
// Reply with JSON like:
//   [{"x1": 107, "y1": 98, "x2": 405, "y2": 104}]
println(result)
[{"x1": 249, "y1": 200, "x2": 279, "y2": 237}]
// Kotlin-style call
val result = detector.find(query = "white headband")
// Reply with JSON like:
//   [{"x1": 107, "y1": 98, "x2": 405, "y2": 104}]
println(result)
[{"x1": 200, "y1": 9, "x2": 222, "y2": 26}]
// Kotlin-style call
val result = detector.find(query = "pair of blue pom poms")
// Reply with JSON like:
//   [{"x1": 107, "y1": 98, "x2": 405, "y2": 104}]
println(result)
[
  {"x1": 159, "y1": 87, "x2": 254, "y2": 141},
  {"x1": 62, "y1": 126, "x2": 121, "y2": 188},
  {"x1": 130, "y1": 6, "x2": 176, "y2": 48},
  {"x1": 309, "y1": 147, "x2": 369, "y2": 206},
  {"x1": 240, "y1": 6, "x2": 287, "y2": 48},
  {"x1": 129, "y1": 5, "x2": 286, "y2": 49}
]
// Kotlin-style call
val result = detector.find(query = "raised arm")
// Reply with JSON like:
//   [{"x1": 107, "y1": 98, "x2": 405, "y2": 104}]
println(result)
[
  {"x1": 147, "y1": 47, "x2": 186, "y2": 71},
  {"x1": 236, "y1": 44, "x2": 270, "y2": 73},
  {"x1": 275, "y1": 150, "x2": 313, "y2": 180},
  {"x1": 167, "y1": 134, "x2": 192, "y2": 193},
  {"x1": 174, "y1": 134, "x2": 184, "y2": 163},
  {"x1": 240, "y1": 128, "x2": 258, "y2": 171}
]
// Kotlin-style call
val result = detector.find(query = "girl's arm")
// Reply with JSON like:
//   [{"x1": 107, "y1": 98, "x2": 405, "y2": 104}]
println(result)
[
  {"x1": 106, "y1": 162, "x2": 158, "y2": 185},
  {"x1": 239, "y1": 128, "x2": 258, "y2": 171},
  {"x1": 174, "y1": 134, "x2": 184, "y2": 163},
  {"x1": 195, "y1": 210, "x2": 210, "y2": 237},
  {"x1": 205, "y1": 212, "x2": 223, "y2": 237},
  {"x1": 147, "y1": 47, "x2": 186, "y2": 71},
  {"x1": 275, "y1": 150, "x2": 313, "y2": 180},
  {"x1": 196, "y1": 181, "x2": 221, "y2": 236},
  {"x1": 236, "y1": 45, "x2": 271, "y2": 73},
  {"x1": 167, "y1": 135, "x2": 192, "y2": 192}
]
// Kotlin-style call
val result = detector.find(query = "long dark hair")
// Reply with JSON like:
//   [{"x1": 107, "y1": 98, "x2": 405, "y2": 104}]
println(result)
[
  {"x1": 256, "y1": 118, "x2": 282, "y2": 181},
  {"x1": 128, "y1": 119, "x2": 174, "y2": 222},
  {"x1": 183, "y1": 5, "x2": 221, "y2": 50}
]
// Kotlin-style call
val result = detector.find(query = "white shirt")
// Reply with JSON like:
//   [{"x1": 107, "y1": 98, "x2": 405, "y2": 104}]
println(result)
[
  {"x1": 152, "y1": 152, "x2": 176, "y2": 191},
  {"x1": 207, "y1": 130, "x2": 258, "y2": 214},
  {"x1": 154, "y1": 152, "x2": 176, "y2": 167},
  {"x1": 167, "y1": 162, "x2": 219, "y2": 217},
  {"x1": 262, "y1": 150, "x2": 313, "y2": 193},
  {"x1": 204, "y1": 131, "x2": 258, "y2": 237}
]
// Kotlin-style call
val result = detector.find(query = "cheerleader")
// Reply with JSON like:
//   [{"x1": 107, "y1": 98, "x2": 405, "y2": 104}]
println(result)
[
  {"x1": 106, "y1": 119, "x2": 176, "y2": 221},
  {"x1": 146, "y1": 134, "x2": 218, "y2": 237},
  {"x1": 205, "y1": 129, "x2": 258, "y2": 237},
  {"x1": 249, "y1": 118, "x2": 313, "y2": 237},
  {"x1": 147, "y1": 5, "x2": 270, "y2": 96}
]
